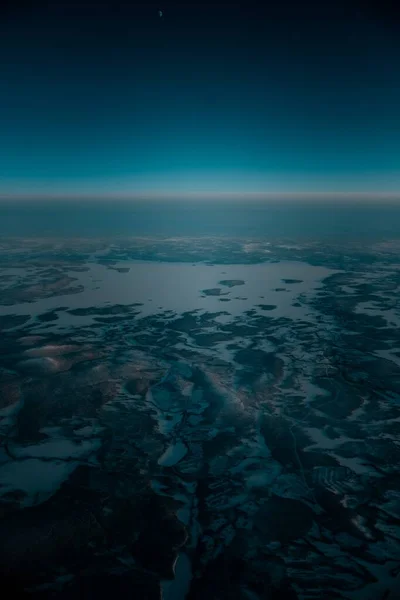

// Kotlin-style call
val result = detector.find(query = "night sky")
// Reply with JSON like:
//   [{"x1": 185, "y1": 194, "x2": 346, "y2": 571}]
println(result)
[{"x1": 1, "y1": 1, "x2": 400, "y2": 198}]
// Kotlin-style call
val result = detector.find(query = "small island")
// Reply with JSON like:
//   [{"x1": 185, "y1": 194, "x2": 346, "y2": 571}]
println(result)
[
  {"x1": 282, "y1": 278, "x2": 303, "y2": 284},
  {"x1": 202, "y1": 288, "x2": 224, "y2": 296},
  {"x1": 218, "y1": 279, "x2": 245, "y2": 288},
  {"x1": 257, "y1": 304, "x2": 277, "y2": 311},
  {"x1": 111, "y1": 267, "x2": 130, "y2": 273}
]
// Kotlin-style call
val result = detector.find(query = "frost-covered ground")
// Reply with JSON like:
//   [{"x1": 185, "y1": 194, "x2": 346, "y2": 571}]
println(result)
[{"x1": 0, "y1": 237, "x2": 399, "y2": 599}]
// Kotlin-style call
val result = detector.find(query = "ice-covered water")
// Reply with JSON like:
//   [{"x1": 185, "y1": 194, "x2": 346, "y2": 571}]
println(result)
[{"x1": 0, "y1": 260, "x2": 338, "y2": 329}]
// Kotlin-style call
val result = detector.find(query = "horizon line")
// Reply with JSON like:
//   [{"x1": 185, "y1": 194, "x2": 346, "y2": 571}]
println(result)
[{"x1": 1, "y1": 191, "x2": 400, "y2": 202}]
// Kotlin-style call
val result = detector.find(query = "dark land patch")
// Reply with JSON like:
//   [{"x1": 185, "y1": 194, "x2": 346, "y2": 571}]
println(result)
[
  {"x1": 218, "y1": 279, "x2": 245, "y2": 288},
  {"x1": 94, "y1": 315, "x2": 136, "y2": 324},
  {"x1": 282, "y1": 278, "x2": 303, "y2": 284},
  {"x1": 235, "y1": 349, "x2": 284, "y2": 377},
  {"x1": 257, "y1": 304, "x2": 277, "y2": 311},
  {"x1": 254, "y1": 495, "x2": 314, "y2": 542},
  {"x1": 37, "y1": 311, "x2": 59, "y2": 322},
  {"x1": 0, "y1": 314, "x2": 30, "y2": 330},
  {"x1": 192, "y1": 331, "x2": 232, "y2": 346},
  {"x1": 202, "y1": 288, "x2": 228, "y2": 297},
  {"x1": 68, "y1": 303, "x2": 142, "y2": 317}
]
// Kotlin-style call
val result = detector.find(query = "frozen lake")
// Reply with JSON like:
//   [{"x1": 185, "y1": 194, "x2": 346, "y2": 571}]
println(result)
[{"x1": 0, "y1": 260, "x2": 338, "y2": 329}]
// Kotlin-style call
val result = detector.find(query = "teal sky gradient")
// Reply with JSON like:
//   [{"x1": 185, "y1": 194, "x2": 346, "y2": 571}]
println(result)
[{"x1": 1, "y1": 2, "x2": 400, "y2": 199}]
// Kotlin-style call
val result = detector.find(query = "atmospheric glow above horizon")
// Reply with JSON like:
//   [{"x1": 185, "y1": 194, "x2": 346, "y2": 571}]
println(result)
[{"x1": 1, "y1": 170, "x2": 400, "y2": 200}]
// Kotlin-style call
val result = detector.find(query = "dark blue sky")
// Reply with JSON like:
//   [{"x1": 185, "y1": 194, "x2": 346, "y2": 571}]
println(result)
[{"x1": 1, "y1": 1, "x2": 400, "y2": 197}]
